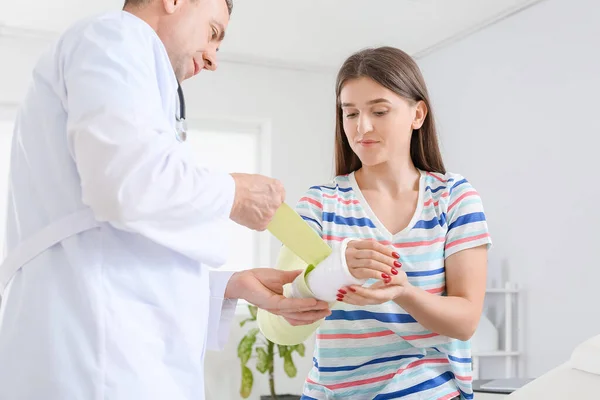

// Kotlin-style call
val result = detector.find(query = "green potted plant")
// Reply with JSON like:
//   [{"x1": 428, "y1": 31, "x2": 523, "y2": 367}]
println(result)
[{"x1": 237, "y1": 304, "x2": 306, "y2": 400}]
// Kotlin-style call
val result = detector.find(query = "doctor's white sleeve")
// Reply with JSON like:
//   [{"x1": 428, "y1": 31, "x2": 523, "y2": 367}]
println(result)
[
  {"x1": 62, "y1": 20, "x2": 235, "y2": 267},
  {"x1": 207, "y1": 269, "x2": 238, "y2": 351}
]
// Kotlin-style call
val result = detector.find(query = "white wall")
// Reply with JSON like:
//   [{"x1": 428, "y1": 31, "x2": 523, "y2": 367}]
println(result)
[
  {"x1": 418, "y1": 0, "x2": 599, "y2": 379},
  {"x1": 0, "y1": 33, "x2": 337, "y2": 399}
]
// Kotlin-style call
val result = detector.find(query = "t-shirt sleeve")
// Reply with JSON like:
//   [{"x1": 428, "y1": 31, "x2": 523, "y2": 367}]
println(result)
[
  {"x1": 444, "y1": 177, "x2": 492, "y2": 258},
  {"x1": 294, "y1": 186, "x2": 325, "y2": 237}
]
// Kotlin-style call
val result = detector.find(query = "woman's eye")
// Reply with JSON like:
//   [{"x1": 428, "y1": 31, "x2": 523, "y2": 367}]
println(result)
[
  {"x1": 373, "y1": 110, "x2": 388, "y2": 116},
  {"x1": 211, "y1": 28, "x2": 218, "y2": 40},
  {"x1": 345, "y1": 113, "x2": 358, "y2": 119}
]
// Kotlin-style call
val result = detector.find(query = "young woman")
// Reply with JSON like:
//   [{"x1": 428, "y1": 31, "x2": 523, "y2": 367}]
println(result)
[{"x1": 258, "y1": 46, "x2": 491, "y2": 400}]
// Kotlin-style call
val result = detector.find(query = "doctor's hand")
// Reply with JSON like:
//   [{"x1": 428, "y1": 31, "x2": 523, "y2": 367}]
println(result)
[
  {"x1": 229, "y1": 173, "x2": 285, "y2": 231},
  {"x1": 225, "y1": 268, "x2": 331, "y2": 325}
]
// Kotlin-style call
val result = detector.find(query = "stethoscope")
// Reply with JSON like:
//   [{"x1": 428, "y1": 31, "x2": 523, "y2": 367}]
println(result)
[{"x1": 175, "y1": 82, "x2": 187, "y2": 142}]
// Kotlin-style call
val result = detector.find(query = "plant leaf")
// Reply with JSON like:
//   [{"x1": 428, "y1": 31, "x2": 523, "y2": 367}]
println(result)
[
  {"x1": 255, "y1": 347, "x2": 270, "y2": 374},
  {"x1": 237, "y1": 328, "x2": 259, "y2": 365},
  {"x1": 240, "y1": 365, "x2": 253, "y2": 398},
  {"x1": 283, "y1": 353, "x2": 297, "y2": 378},
  {"x1": 239, "y1": 318, "x2": 254, "y2": 327},
  {"x1": 293, "y1": 343, "x2": 306, "y2": 357},
  {"x1": 248, "y1": 305, "x2": 258, "y2": 320},
  {"x1": 277, "y1": 344, "x2": 289, "y2": 358}
]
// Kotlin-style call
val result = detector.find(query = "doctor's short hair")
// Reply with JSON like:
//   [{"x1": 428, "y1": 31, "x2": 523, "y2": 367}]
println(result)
[{"x1": 123, "y1": 0, "x2": 233, "y2": 14}]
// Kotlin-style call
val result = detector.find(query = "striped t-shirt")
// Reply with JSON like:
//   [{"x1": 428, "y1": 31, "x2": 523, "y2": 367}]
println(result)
[{"x1": 296, "y1": 170, "x2": 492, "y2": 400}]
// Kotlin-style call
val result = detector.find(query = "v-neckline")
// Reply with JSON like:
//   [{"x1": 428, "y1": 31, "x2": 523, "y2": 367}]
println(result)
[{"x1": 348, "y1": 170, "x2": 426, "y2": 239}]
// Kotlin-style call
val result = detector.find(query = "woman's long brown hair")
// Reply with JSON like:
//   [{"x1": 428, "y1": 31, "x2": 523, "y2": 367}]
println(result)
[{"x1": 334, "y1": 46, "x2": 446, "y2": 176}]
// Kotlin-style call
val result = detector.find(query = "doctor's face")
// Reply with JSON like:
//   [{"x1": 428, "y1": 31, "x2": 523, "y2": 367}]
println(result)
[{"x1": 158, "y1": 0, "x2": 230, "y2": 81}]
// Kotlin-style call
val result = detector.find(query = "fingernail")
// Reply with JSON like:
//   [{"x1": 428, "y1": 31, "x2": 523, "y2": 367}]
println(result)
[
  {"x1": 392, "y1": 252, "x2": 400, "y2": 259},
  {"x1": 384, "y1": 279, "x2": 391, "y2": 284},
  {"x1": 382, "y1": 273, "x2": 390, "y2": 280},
  {"x1": 391, "y1": 268, "x2": 398, "y2": 275},
  {"x1": 349, "y1": 287, "x2": 356, "y2": 293},
  {"x1": 337, "y1": 296, "x2": 344, "y2": 301},
  {"x1": 338, "y1": 289, "x2": 347, "y2": 295},
  {"x1": 394, "y1": 261, "x2": 402, "y2": 268}
]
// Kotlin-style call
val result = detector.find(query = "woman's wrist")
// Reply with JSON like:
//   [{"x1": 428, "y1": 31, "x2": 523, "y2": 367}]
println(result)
[{"x1": 393, "y1": 282, "x2": 417, "y2": 306}]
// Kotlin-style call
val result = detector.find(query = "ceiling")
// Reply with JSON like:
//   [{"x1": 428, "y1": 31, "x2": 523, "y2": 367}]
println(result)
[{"x1": 0, "y1": 0, "x2": 544, "y2": 70}]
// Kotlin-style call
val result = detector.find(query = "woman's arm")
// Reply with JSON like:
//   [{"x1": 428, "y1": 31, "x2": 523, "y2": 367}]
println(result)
[{"x1": 393, "y1": 245, "x2": 488, "y2": 341}]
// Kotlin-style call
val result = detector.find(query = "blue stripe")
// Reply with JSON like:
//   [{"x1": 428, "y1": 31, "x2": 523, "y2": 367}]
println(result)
[
  {"x1": 373, "y1": 371, "x2": 456, "y2": 399},
  {"x1": 425, "y1": 185, "x2": 447, "y2": 193},
  {"x1": 322, "y1": 212, "x2": 377, "y2": 228},
  {"x1": 326, "y1": 310, "x2": 417, "y2": 323},
  {"x1": 405, "y1": 267, "x2": 445, "y2": 277},
  {"x1": 313, "y1": 353, "x2": 425, "y2": 372},
  {"x1": 448, "y1": 354, "x2": 472, "y2": 363},
  {"x1": 447, "y1": 212, "x2": 486, "y2": 231},
  {"x1": 310, "y1": 184, "x2": 353, "y2": 193},
  {"x1": 300, "y1": 396, "x2": 319, "y2": 400},
  {"x1": 318, "y1": 327, "x2": 391, "y2": 335},
  {"x1": 301, "y1": 215, "x2": 323, "y2": 231},
  {"x1": 414, "y1": 213, "x2": 447, "y2": 229},
  {"x1": 449, "y1": 178, "x2": 468, "y2": 195}
]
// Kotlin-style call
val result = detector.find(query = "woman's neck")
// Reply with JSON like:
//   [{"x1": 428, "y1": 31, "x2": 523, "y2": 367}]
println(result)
[{"x1": 355, "y1": 159, "x2": 420, "y2": 196}]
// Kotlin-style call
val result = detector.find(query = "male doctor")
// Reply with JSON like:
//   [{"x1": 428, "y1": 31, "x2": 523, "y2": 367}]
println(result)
[{"x1": 0, "y1": 0, "x2": 330, "y2": 399}]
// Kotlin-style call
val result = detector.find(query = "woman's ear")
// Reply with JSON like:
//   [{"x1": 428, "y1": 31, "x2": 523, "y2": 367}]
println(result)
[{"x1": 412, "y1": 100, "x2": 428, "y2": 130}]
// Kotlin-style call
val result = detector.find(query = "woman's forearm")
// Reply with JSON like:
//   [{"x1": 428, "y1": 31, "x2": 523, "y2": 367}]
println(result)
[{"x1": 394, "y1": 285, "x2": 480, "y2": 341}]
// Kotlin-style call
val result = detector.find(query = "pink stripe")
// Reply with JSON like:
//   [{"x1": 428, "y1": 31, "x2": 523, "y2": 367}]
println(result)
[
  {"x1": 448, "y1": 190, "x2": 478, "y2": 211},
  {"x1": 446, "y1": 232, "x2": 490, "y2": 249},
  {"x1": 323, "y1": 236, "x2": 393, "y2": 246},
  {"x1": 427, "y1": 172, "x2": 446, "y2": 183},
  {"x1": 300, "y1": 196, "x2": 323, "y2": 209},
  {"x1": 324, "y1": 236, "x2": 444, "y2": 250},
  {"x1": 396, "y1": 358, "x2": 450, "y2": 376},
  {"x1": 401, "y1": 332, "x2": 439, "y2": 341},
  {"x1": 307, "y1": 372, "x2": 395, "y2": 390},
  {"x1": 426, "y1": 286, "x2": 445, "y2": 294},
  {"x1": 424, "y1": 192, "x2": 449, "y2": 207},
  {"x1": 317, "y1": 330, "x2": 395, "y2": 340},
  {"x1": 393, "y1": 236, "x2": 445, "y2": 248},
  {"x1": 455, "y1": 375, "x2": 472, "y2": 382},
  {"x1": 322, "y1": 193, "x2": 360, "y2": 205},
  {"x1": 309, "y1": 358, "x2": 450, "y2": 390},
  {"x1": 438, "y1": 391, "x2": 460, "y2": 400}
]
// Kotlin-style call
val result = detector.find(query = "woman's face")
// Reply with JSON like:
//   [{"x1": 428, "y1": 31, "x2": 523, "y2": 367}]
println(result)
[{"x1": 339, "y1": 77, "x2": 427, "y2": 168}]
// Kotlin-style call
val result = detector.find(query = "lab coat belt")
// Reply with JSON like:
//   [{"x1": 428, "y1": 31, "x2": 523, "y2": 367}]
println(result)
[{"x1": 0, "y1": 208, "x2": 99, "y2": 297}]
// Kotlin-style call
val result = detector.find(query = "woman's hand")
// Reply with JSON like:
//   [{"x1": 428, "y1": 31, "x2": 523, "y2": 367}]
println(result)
[
  {"x1": 345, "y1": 240, "x2": 402, "y2": 283},
  {"x1": 337, "y1": 268, "x2": 410, "y2": 305},
  {"x1": 338, "y1": 240, "x2": 409, "y2": 305}
]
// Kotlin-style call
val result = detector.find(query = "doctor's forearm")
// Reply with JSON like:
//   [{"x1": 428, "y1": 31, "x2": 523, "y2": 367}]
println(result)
[{"x1": 394, "y1": 285, "x2": 480, "y2": 341}]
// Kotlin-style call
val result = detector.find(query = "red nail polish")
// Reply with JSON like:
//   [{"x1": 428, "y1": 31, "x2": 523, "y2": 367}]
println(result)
[
  {"x1": 382, "y1": 273, "x2": 390, "y2": 280},
  {"x1": 337, "y1": 296, "x2": 344, "y2": 301},
  {"x1": 392, "y1": 252, "x2": 400, "y2": 259},
  {"x1": 349, "y1": 287, "x2": 356, "y2": 293},
  {"x1": 394, "y1": 261, "x2": 402, "y2": 268},
  {"x1": 391, "y1": 268, "x2": 398, "y2": 275},
  {"x1": 338, "y1": 289, "x2": 347, "y2": 295}
]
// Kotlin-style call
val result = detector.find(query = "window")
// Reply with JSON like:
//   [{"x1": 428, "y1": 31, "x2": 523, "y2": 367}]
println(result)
[
  {"x1": 0, "y1": 120, "x2": 14, "y2": 252},
  {"x1": 184, "y1": 119, "x2": 271, "y2": 272}
]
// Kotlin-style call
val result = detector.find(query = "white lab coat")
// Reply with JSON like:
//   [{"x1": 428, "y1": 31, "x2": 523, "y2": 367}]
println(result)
[{"x1": 0, "y1": 11, "x2": 237, "y2": 400}]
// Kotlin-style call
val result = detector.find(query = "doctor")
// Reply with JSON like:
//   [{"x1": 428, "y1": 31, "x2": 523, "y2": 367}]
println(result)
[{"x1": 0, "y1": 0, "x2": 330, "y2": 399}]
